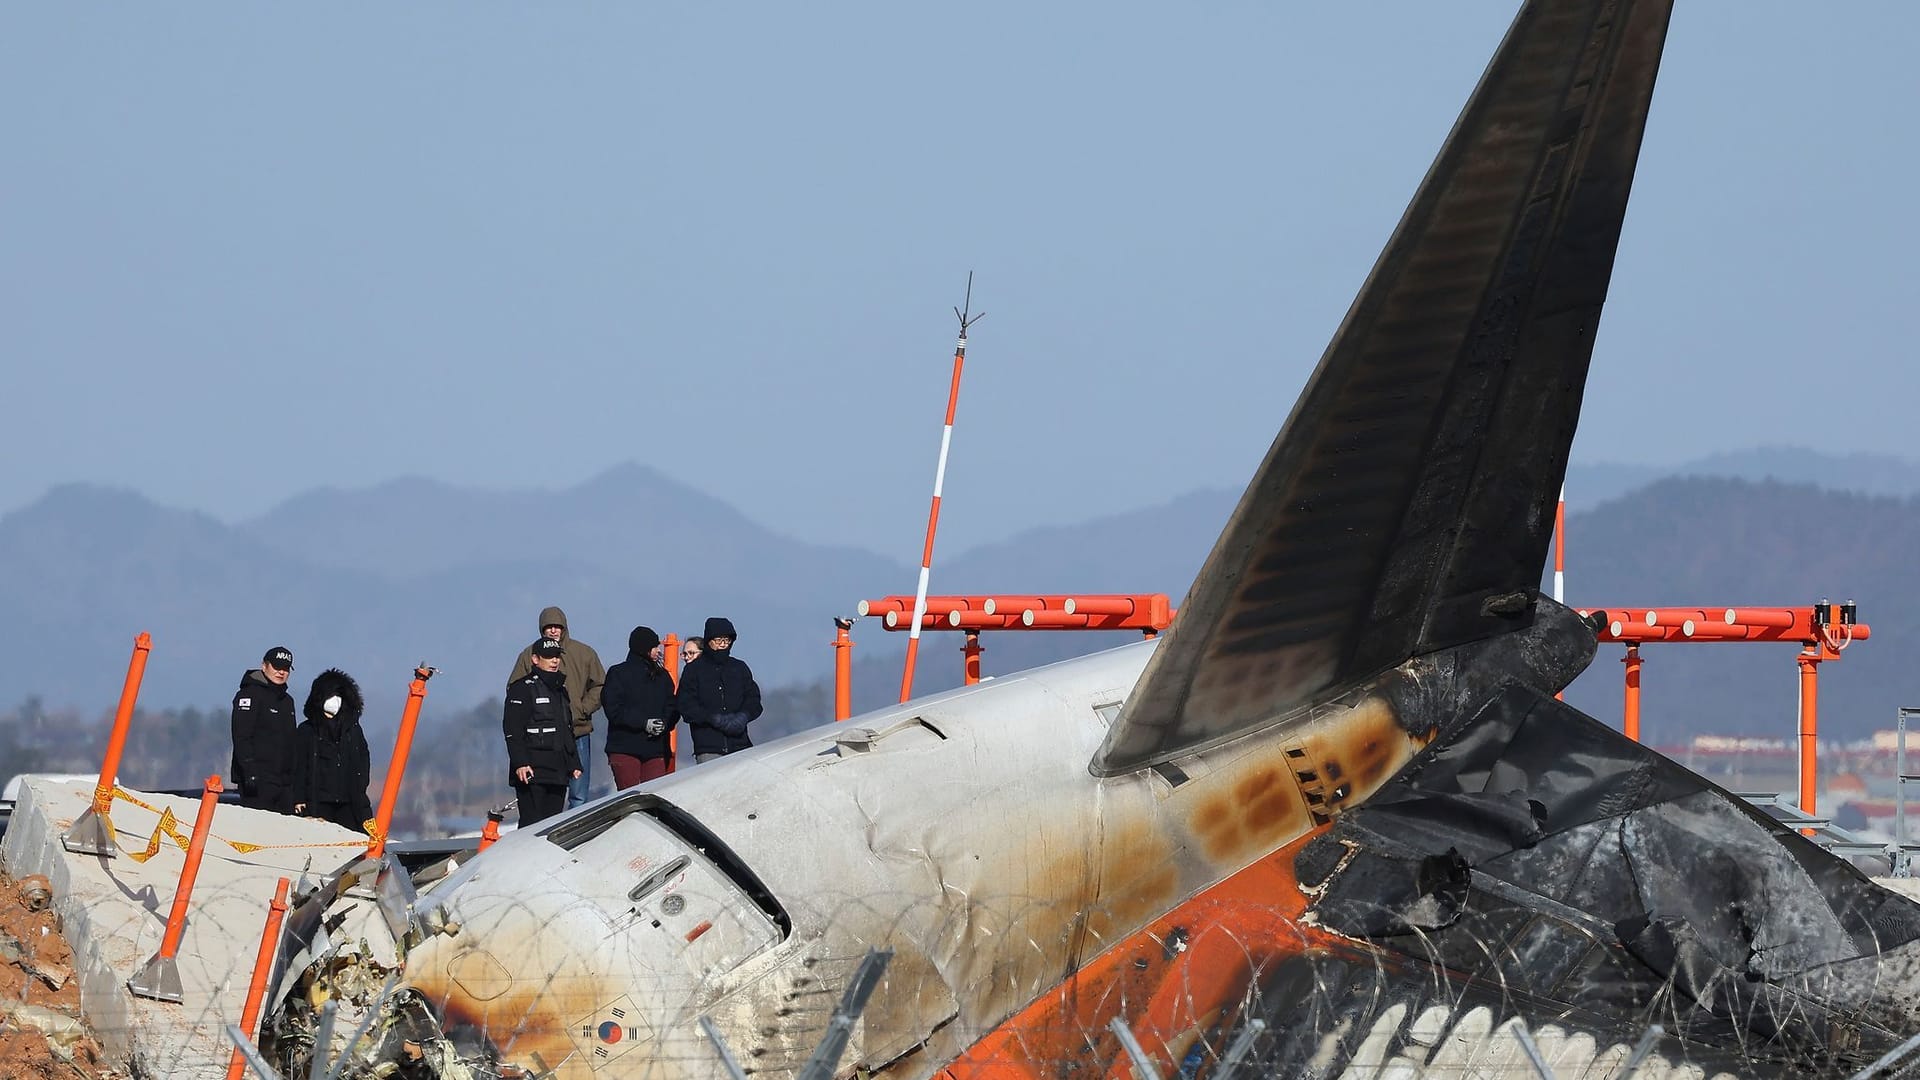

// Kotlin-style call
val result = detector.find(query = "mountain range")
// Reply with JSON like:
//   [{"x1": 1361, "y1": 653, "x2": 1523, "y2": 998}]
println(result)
[{"x1": 2, "y1": 446, "x2": 1916, "y2": 744}]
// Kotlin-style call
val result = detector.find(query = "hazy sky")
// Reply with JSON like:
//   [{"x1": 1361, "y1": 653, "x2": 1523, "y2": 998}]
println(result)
[{"x1": 5, "y1": 3, "x2": 1916, "y2": 560}]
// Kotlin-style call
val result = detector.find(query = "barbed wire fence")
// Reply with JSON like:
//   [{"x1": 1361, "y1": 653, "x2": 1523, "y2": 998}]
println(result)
[
  {"x1": 14, "y1": 847, "x2": 1920, "y2": 1079},
  {"x1": 145, "y1": 881, "x2": 1920, "y2": 1080}
]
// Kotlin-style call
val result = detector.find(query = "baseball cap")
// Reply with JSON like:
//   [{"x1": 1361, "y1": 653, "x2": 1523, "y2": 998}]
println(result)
[
  {"x1": 263, "y1": 646, "x2": 294, "y2": 671},
  {"x1": 533, "y1": 638, "x2": 566, "y2": 658}
]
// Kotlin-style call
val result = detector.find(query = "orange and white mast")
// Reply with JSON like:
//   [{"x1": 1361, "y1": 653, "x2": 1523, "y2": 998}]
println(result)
[
  {"x1": 900, "y1": 276, "x2": 983, "y2": 702},
  {"x1": 1554, "y1": 483, "x2": 1566, "y2": 604},
  {"x1": 1554, "y1": 483, "x2": 1566, "y2": 702}
]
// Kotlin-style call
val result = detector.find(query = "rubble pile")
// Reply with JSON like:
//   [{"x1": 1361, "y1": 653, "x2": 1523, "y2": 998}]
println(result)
[{"x1": 0, "y1": 871, "x2": 117, "y2": 1079}]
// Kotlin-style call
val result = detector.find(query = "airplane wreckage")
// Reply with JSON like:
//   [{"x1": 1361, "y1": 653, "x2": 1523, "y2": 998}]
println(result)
[{"x1": 261, "y1": 1, "x2": 1920, "y2": 1077}]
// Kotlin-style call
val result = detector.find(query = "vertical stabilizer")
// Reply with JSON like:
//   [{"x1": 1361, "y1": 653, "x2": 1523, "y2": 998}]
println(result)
[{"x1": 1095, "y1": 0, "x2": 1673, "y2": 775}]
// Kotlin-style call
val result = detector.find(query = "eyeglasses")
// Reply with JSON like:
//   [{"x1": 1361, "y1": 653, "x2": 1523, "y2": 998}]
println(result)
[{"x1": 681, "y1": 651, "x2": 698, "y2": 660}]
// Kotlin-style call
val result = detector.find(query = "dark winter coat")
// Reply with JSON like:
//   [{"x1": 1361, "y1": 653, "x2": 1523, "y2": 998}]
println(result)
[
  {"x1": 677, "y1": 643, "x2": 763, "y2": 756},
  {"x1": 231, "y1": 669, "x2": 297, "y2": 813},
  {"x1": 291, "y1": 669, "x2": 374, "y2": 833},
  {"x1": 603, "y1": 633, "x2": 679, "y2": 761},
  {"x1": 507, "y1": 606, "x2": 606, "y2": 736},
  {"x1": 504, "y1": 668, "x2": 583, "y2": 787}
]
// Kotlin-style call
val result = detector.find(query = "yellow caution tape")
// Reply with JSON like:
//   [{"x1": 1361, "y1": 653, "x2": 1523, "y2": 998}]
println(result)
[
  {"x1": 125, "y1": 807, "x2": 188, "y2": 864},
  {"x1": 105, "y1": 786, "x2": 379, "y2": 857}
]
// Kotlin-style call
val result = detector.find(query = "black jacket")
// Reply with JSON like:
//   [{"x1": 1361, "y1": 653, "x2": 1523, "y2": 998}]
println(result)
[
  {"x1": 291, "y1": 669, "x2": 374, "y2": 832},
  {"x1": 603, "y1": 652, "x2": 679, "y2": 760},
  {"x1": 504, "y1": 668, "x2": 583, "y2": 787},
  {"x1": 677, "y1": 649, "x2": 763, "y2": 755},
  {"x1": 231, "y1": 669, "x2": 297, "y2": 812}
]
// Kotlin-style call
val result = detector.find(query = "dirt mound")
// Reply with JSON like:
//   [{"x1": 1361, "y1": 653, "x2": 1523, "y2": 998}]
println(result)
[{"x1": 0, "y1": 870, "x2": 117, "y2": 1079}]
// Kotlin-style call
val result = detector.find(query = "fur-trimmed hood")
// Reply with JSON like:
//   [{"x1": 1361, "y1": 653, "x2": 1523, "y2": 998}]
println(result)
[{"x1": 303, "y1": 668, "x2": 365, "y2": 729}]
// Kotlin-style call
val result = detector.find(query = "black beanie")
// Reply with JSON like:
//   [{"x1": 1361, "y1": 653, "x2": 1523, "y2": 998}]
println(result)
[
  {"x1": 629, "y1": 626, "x2": 661, "y2": 653},
  {"x1": 703, "y1": 616, "x2": 737, "y2": 641}
]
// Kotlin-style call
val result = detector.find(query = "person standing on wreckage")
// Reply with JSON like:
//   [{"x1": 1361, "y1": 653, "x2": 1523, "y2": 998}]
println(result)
[
  {"x1": 504, "y1": 636, "x2": 583, "y2": 826},
  {"x1": 231, "y1": 645, "x2": 299, "y2": 814},
  {"x1": 677, "y1": 616, "x2": 762, "y2": 764},
  {"x1": 507, "y1": 605, "x2": 605, "y2": 808},
  {"x1": 290, "y1": 668, "x2": 374, "y2": 833},
  {"x1": 602, "y1": 625, "x2": 679, "y2": 788}
]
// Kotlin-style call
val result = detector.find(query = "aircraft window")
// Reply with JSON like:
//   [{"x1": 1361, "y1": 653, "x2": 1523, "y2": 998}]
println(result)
[
  {"x1": 542, "y1": 792, "x2": 791, "y2": 936},
  {"x1": 1093, "y1": 701, "x2": 1124, "y2": 727}
]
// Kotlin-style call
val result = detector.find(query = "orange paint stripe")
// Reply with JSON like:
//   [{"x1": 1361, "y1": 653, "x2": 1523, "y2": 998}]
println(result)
[
  {"x1": 944, "y1": 354, "x2": 965, "y2": 425},
  {"x1": 944, "y1": 824, "x2": 1339, "y2": 1080},
  {"x1": 920, "y1": 497, "x2": 942, "y2": 567}
]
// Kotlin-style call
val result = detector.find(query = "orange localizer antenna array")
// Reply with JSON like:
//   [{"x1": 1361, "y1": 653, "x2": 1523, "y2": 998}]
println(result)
[
  {"x1": 900, "y1": 277, "x2": 983, "y2": 703},
  {"x1": 1586, "y1": 601, "x2": 1866, "y2": 820}
]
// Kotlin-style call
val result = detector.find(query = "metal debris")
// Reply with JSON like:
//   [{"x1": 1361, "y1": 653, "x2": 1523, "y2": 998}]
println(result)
[
  {"x1": 0, "y1": 927, "x2": 70, "y2": 991},
  {"x1": 2, "y1": 1000, "x2": 88, "y2": 1063},
  {"x1": 17, "y1": 874, "x2": 52, "y2": 914}
]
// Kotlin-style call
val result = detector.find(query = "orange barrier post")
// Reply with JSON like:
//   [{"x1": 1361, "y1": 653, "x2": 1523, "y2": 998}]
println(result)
[
  {"x1": 224, "y1": 878, "x2": 290, "y2": 1080},
  {"x1": 368, "y1": 665, "x2": 434, "y2": 859},
  {"x1": 1621, "y1": 644, "x2": 1642, "y2": 742},
  {"x1": 64, "y1": 631, "x2": 153, "y2": 856},
  {"x1": 129, "y1": 775, "x2": 222, "y2": 1002},
  {"x1": 663, "y1": 633, "x2": 681, "y2": 771},
  {"x1": 1799, "y1": 646, "x2": 1821, "y2": 819},
  {"x1": 832, "y1": 619, "x2": 854, "y2": 721},
  {"x1": 477, "y1": 808, "x2": 505, "y2": 853},
  {"x1": 962, "y1": 630, "x2": 983, "y2": 685}
]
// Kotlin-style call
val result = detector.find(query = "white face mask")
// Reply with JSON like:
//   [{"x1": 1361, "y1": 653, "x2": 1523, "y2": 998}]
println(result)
[{"x1": 323, "y1": 695, "x2": 344, "y2": 718}]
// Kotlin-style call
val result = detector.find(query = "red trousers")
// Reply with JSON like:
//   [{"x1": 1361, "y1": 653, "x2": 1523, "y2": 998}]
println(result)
[{"x1": 608, "y1": 753, "x2": 672, "y2": 790}]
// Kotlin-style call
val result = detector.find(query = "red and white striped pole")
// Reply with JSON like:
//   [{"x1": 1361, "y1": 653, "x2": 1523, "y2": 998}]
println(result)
[
  {"x1": 1553, "y1": 483, "x2": 1566, "y2": 604},
  {"x1": 1554, "y1": 483, "x2": 1567, "y2": 703},
  {"x1": 900, "y1": 278, "x2": 983, "y2": 702}
]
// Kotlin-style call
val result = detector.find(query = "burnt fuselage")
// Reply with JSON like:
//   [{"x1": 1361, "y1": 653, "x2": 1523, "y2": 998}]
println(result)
[{"x1": 392, "y1": 633, "x2": 1453, "y2": 1079}]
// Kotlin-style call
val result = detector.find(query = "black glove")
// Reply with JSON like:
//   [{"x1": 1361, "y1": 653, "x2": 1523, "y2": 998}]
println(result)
[
  {"x1": 644, "y1": 717, "x2": 666, "y2": 738},
  {"x1": 712, "y1": 711, "x2": 750, "y2": 738}
]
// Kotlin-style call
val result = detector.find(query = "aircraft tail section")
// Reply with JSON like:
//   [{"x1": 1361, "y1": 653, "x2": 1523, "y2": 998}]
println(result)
[{"x1": 1095, "y1": 0, "x2": 1674, "y2": 776}]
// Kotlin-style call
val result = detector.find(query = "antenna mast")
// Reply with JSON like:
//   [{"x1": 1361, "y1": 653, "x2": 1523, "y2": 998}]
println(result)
[{"x1": 900, "y1": 274, "x2": 984, "y2": 702}]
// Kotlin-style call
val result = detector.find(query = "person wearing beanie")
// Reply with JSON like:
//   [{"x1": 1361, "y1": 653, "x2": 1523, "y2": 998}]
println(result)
[
  {"x1": 231, "y1": 645, "x2": 299, "y2": 814},
  {"x1": 601, "y1": 625, "x2": 680, "y2": 788},
  {"x1": 507, "y1": 606, "x2": 606, "y2": 809},
  {"x1": 677, "y1": 616, "x2": 763, "y2": 763},
  {"x1": 290, "y1": 668, "x2": 374, "y2": 833},
  {"x1": 503, "y1": 635, "x2": 583, "y2": 826}
]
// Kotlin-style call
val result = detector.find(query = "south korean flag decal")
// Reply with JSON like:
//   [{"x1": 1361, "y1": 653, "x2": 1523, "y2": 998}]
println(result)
[{"x1": 569, "y1": 995, "x2": 650, "y2": 1069}]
